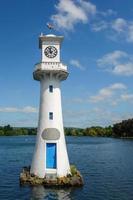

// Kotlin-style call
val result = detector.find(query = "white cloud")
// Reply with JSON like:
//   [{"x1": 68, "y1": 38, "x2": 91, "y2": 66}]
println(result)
[
  {"x1": 121, "y1": 94, "x2": 133, "y2": 102},
  {"x1": 91, "y1": 20, "x2": 108, "y2": 32},
  {"x1": 64, "y1": 106, "x2": 133, "y2": 127},
  {"x1": 22, "y1": 106, "x2": 38, "y2": 113},
  {"x1": 51, "y1": 1, "x2": 133, "y2": 44},
  {"x1": 111, "y1": 18, "x2": 133, "y2": 43},
  {"x1": 70, "y1": 83, "x2": 127, "y2": 105},
  {"x1": 97, "y1": 50, "x2": 127, "y2": 66},
  {"x1": 111, "y1": 18, "x2": 127, "y2": 33},
  {"x1": 51, "y1": 0, "x2": 96, "y2": 31},
  {"x1": 70, "y1": 59, "x2": 85, "y2": 70},
  {"x1": 90, "y1": 8, "x2": 116, "y2": 32},
  {"x1": 89, "y1": 83, "x2": 126, "y2": 103},
  {"x1": 113, "y1": 63, "x2": 133, "y2": 76},
  {"x1": 97, "y1": 50, "x2": 133, "y2": 76},
  {"x1": 64, "y1": 83, "x2": 133, "y2": 127},
  {"x1": 50, "y1": 0, "x2": 121, "y2": 35},
  {"x1": 128, "y1": 24, "x2": 133, "y2": 42},
  {"x1": 0, "y1": 106, "x2": 38, "y2": 113},
  {"x1": 67, "y1": 83, "x2": 127, "y2": 105},
  {"x1": 91, "y1": 16, "x2": 133, "y2": 43},
  {"x1": 99, "y1": 9, "x2": 117, "y2": 17}
]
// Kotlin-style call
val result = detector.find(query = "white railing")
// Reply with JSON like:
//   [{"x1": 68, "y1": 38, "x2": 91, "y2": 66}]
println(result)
[{"x1": 34, "y1": 62, "x2": 67, "y2": 71}]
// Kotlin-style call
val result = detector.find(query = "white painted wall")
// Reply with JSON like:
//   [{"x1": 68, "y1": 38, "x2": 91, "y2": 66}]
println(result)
[
  {"x1": 30, "y1": 76, "x2": 70, "y2": 178},
  {"x1": 30, "y1": 34, "x2": 70, "y2": 178}
]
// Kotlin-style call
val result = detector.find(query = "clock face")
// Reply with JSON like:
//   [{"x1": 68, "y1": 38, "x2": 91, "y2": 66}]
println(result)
[{"x1": 44, "y1": 46, "x2": 58, "y2": 58}]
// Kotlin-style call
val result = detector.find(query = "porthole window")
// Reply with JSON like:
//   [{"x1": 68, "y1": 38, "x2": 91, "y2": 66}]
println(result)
[
  {"x1": 49, "y1": 112, "x2": 53, "y2": 120},
  {"x1": 49, "y1": 85, "x2": 53, "y2": 93}
]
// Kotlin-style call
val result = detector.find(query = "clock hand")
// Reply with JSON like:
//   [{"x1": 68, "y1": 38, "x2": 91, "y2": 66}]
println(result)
[{"x1": 49, "y1": 47, "x2": 53, "y2": 54}]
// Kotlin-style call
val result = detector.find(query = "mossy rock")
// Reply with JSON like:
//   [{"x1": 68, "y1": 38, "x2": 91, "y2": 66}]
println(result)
[
  {"x1": 20, "y1": 165, "x2": 84, "y2": 187},
  {"x1": 70, "y1": 165, "x2": 80, "y2": 176}
]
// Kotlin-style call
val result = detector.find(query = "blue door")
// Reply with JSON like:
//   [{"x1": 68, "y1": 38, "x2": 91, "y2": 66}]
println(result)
[{"x1": 46, "y1": 143, "x2": 56, "y2": 169}]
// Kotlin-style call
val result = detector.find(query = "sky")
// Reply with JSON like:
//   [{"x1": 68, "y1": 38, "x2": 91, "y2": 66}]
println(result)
[{"x1": 0, "y1": 0, "x2": 133, "y2": 128}]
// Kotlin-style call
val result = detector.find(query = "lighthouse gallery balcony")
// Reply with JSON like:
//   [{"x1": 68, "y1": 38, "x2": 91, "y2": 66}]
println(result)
[{"x1": 33, "y1": 62, "x2": 68, "y2": 81}]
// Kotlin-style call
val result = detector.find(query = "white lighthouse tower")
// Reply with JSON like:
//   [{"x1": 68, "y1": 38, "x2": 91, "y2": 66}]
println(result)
[{"x1": 30, "y1": 34, "x2": 70, "y2": 178}]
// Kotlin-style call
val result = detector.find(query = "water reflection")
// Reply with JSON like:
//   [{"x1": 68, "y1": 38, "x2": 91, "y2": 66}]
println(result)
[{"x1": 30, "y1": 186, "x2": 72, "y2": 200}]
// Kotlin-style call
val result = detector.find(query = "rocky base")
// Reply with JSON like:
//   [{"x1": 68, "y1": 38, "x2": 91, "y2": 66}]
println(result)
[{"x1": 20, "y1": 165, "x2": 84, "y2": 187}]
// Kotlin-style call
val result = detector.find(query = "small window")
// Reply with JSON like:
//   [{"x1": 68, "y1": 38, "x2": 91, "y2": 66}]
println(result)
[
  {"x1": 49, "y1": 85, "x2": 53, "y2": 93},
  {"x1": 49, "y1": 112, "x2": 53, "y2": 120}
]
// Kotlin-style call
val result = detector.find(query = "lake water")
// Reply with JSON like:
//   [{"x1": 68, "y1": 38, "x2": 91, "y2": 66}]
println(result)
[{"x1": 0, "y1": 136, "x2": 133, "y2": 200}]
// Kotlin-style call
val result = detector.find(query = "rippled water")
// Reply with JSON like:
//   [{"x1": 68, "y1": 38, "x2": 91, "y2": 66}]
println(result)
[{"x1": 0, "y1": 136, "x2": 133, "y2": 200}]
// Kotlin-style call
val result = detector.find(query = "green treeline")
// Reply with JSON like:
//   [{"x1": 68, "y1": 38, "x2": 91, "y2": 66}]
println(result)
[
  {"x1": 0, "y1": 118, "x2": 133, "y2": 137},
  {"x1": 0, "y1": 125, "x2": 37, "y2": 136},
  {"x1": 65, "y1": 126, "x2": 113, "y2": 137},
  {"x1": 113, "y1": 118, "x2": 133, "y2": 137}
]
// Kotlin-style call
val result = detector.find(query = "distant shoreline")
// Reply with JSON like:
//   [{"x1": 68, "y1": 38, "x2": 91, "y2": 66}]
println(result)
[
  {"x1": 0, "y1": 118, "x2": 133, "y2": 138},
  {"x1": 0, "y1": 135, "x2": 133, "y2": 139}
]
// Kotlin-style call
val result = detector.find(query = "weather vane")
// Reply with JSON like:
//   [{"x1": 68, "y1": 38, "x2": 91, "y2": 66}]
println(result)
[{"x1": 46, "y1": 22, "x2": 54, "y2": 30}]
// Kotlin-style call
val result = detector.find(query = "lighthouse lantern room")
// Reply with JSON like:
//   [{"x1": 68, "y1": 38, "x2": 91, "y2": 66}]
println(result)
[{"x1": 30, "y1": 34, "x2": 70, "y2": 178}]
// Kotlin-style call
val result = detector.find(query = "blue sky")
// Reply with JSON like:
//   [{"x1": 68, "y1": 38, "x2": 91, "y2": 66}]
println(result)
[{"x1": 0, "y1": 0, "x2": 133, "y2": 127}]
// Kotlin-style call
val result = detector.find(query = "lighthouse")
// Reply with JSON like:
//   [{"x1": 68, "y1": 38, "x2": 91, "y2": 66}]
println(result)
[{"x1": 30, "y1": 34, "x2": 70, "y2": 178}]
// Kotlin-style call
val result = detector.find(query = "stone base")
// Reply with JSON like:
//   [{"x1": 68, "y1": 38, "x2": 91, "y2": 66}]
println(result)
[{"x1": 19, "y1": 165, "x2": 84, "y2": 187}]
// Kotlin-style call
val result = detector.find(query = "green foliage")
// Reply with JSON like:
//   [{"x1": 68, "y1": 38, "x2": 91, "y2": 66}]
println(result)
[
  {"x1": 65, "y1": 119, "x2": 133, "y2": 137},
  {"x1": 0, "y1": 118, "x2": 133, "y2": 137},
  {"x1": 0, "y1": 125, "x2": 37, "y2": 136},
  {"x1": 65, "y1": 126, "x2": 114, "y2": 137},
  {"x1": 113, "y1": 119, "x2": 133, "y2": 138},
  {"x1": 70, "y1": 165, "x2": 77, "y2": 176},
  {"x1": 65, "y1": 128, "x2": 84, "y2": 136},
  {"x1": 105, "y1": 126, "x2": 113, "y2": 137},
  {"x1": 0, "y1": 130, "x2": 4, "y2": 136}
]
